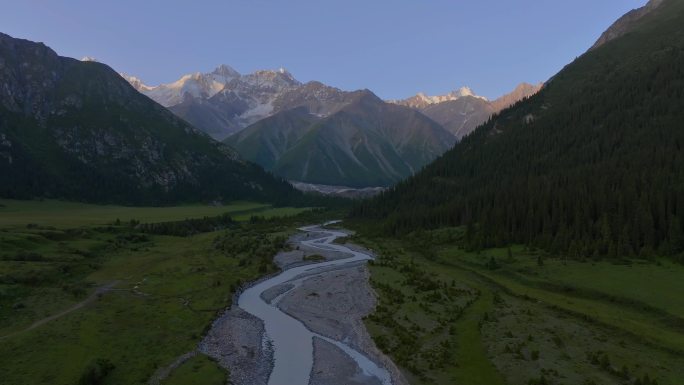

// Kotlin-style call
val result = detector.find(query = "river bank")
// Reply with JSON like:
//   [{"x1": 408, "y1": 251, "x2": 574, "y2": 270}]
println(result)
[
  {"x1": 279, "y1": 262, "x2": 408, "y2": 385},
  {"x1": 200, "y1": 223, "x2": 406, "y2": 385}
]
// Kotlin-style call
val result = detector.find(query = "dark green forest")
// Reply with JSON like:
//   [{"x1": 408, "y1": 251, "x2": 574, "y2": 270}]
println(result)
[{"x1": 352, "y1": 0, "x2": 684, "y2": 262}]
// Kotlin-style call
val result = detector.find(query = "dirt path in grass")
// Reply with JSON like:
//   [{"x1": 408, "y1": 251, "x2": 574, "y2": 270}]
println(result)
[
  {"x1": 451, "y1": 287, "x2": 507, "y2": 385},
  {"x1": 0, "y1": 281, "x2": 119, "y2": 340}
]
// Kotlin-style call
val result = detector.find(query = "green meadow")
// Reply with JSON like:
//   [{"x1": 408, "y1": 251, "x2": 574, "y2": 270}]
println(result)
[
  {"x1": 0, "y1": 199, "x2": 307, "y2": 228},
  {"x1": 0, "y1": 199, "x2": 314, "y2": 384},
  {"x1": 162, "y1": 355, "x2": 227, "y2": 385},
  {"x1": 349, "y1": 226, "x2": 684, "y2": 385}
]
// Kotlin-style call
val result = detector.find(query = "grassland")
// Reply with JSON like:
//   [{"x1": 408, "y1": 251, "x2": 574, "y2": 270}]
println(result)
[
  {"x1": 457, "y1": 248, "x2": 684, "y2": 319},
  {"x1": 0, "y1": 199, "x2": 316, "y2": 385},
  {"x1": 350, "y1": 226, "x2": 684, "y2": 385},
  {"x1": 450, "y1": 247, "x2": 684, "y2": 353},
  {"x1": 161, "y1": 355, "x2": 226, "y2": 385},
  {"x1": 0, "y1": 199, "x2": 307, "y2": 228}
]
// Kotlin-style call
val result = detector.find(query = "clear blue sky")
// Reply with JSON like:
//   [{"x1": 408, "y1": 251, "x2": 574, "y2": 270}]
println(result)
[{"x1": 2, "y1": 0, "x2": 645, "y2": 100}]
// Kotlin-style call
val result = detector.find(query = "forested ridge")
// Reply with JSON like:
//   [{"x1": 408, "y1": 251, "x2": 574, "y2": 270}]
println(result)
[
  {"x1": 352, "y1": 0, "x2": 684, "y2": 261},
  {"x1": 0, "y1": 32, "x2": 304, "y2": 206}
]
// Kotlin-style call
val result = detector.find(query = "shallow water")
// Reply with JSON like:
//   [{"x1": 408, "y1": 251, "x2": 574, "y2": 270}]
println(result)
[{"x1": 237, "y1": 224, "x2": 392, "y2": 385}]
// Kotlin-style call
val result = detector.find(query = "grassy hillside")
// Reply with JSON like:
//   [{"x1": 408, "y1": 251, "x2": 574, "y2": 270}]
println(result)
[
  {"x1": 227, "y1": 91, "x2": 456, "y2": 187},
  {"x1": 224, "y1": 107, "x2": 320, "y2": 170},
  {"x1": 353, "y1": 0, "x2": 684, "y2": 261},
  {"x1": 0, "y1": 202, "x2": 324, "y2": 385}
]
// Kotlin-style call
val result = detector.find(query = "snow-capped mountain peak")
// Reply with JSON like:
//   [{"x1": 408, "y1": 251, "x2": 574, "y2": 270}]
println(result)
[
  {"x1": 212, "y1": 64, "x2": 241, "y2": 78},
  {"x1": 124, "y1": 65, "x2": 305, "y2": 108},
  {"x1": 390, "y1": 82, "x2": 542, "y2": 139},
  {"x1": 121, "y1": 65, "x2": 311, "y2": 138},
  {"x1": 243, "y1": 68, "x2": 299, "y2": 88},
  {"x1": 450, "y1": 86, "x2": 484, "y2": 99},
  {"x1": 392, "y1": 86, "x2": 487, "y2": 109},
  {"x1": 120, "y1": 73, "x2": 154, "y2": 92},
  {"x1": 121, "y1": 65, "x2": 246, "y2": 107}
]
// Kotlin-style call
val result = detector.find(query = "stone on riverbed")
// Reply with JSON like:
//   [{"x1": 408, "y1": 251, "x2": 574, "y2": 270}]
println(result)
[{"x1": 199, "y1": 307, "x2": 272, "y2": 385}]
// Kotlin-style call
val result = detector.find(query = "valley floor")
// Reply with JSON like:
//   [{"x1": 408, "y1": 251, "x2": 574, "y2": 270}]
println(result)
[
  {"x1": 349, "y1": 226, "x2": 684, "y2": 385},
  {"x1": 3, "y1": 198, "x2": 681, "y2": 385},
  {"x1": 0, "y1": 200, "x2": 313, "y2": 385}
]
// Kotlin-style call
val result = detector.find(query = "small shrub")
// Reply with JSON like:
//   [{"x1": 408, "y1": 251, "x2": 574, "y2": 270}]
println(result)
[
  {"x1": 552, "y1": 335, "x2": 564, "y2": 348},
  {"x1": 486, "y1": 256, "x2": 500, "y2": 270},
  {"x1": 78, "y1": 358, "x2": 115, "y2": 385}
]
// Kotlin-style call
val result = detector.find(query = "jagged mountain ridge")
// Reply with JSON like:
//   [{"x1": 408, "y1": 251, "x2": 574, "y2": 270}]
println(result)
[
  {"x1": 123, "y1": 66, "x2": 319, "y2": 140},
  {"x1": 388, "y1": 86, "x2": 487, "y2": 109},
  {"x1": 125, "y1": 66, "x2": 420, "y2": 142},
  {"x1": 0, "y1": 32, "x2": 299, "y2": 205},
  {"x1": 124, "y1": 66, "x2": 461, "y2": 188},
  {"x1": 125, "y1": 63, "x2": 540, "y2": 142},
  {"x1": 122, "y1": 64, "x2": 243, "y2": 107},
  {"x1": 590, "y1": 0, "x2": 664, "y2": 50},
  {"x1": 121, "y1": 61, "x2": 538, "y2": 189},
  {"x1": 391, "y1": 83, "x2": 542, "y2": 139}
]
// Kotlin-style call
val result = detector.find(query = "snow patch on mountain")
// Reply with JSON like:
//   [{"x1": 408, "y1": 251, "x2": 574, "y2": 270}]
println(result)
[
  {"x1": 124, "y1": 66, "x2": 301, "y2": 109},
  {"x1": 389, "y1": 86, "x2": 488, "y2": 109},
  {"x1": 121, "y1": 64, "x2": 244, "y2": 107},
  {"x1": 120, "y1": 74, "x2": 154, "y2": 92},
  {"x1": 392, "y1": 82, "x2": 543, "y2": 139},
  {"x1": 240, "y1": 101, "x2": 275, "y2": 120}
]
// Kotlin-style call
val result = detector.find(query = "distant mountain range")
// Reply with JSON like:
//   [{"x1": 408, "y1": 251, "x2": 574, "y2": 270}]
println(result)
[
  {"x1": 390, "y1": 83, "x2": 543, "y2": 139},
  {"x1": 124, "y1": 67, "x2": 539, "y2": 187},
  {"x1": 388, "y1": 86, "x2": 487, "y2": 109},
  {"x1": 123, "y1": 66, "x2": 306, "y2": 140},
  {"x1": 125, "y1": 67, "x2": 541, "y2": 143},
  {"x1": 0, "y1": 33, "x2": 299, "y2": 205}
]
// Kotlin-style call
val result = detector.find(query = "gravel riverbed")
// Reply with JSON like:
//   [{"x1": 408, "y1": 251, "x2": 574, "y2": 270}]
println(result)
[{"x1": 198, "y1": 226, "x2": 407, "y2": 385}]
